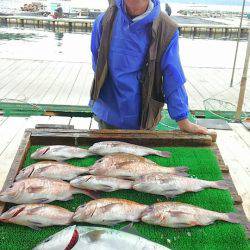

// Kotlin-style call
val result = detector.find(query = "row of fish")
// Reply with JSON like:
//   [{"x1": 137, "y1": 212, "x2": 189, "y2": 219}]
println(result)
[
  {"x1": 0, "y1": 198, "x2": 239, "y2": 230},
  {"x1": 30, "y1": 141, "x2": 171, "y2": 162},
  {"x1": 9, "y1": 155, "x2": 227, "y2": 202},
  {"x1": 17, "y1": 153, "x2": 186, "y2": 182}
]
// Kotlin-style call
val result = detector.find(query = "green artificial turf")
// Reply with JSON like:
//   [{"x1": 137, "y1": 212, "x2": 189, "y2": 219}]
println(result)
[{"x1": 0, "y1": 146, "x2": 249, "y2": 250}]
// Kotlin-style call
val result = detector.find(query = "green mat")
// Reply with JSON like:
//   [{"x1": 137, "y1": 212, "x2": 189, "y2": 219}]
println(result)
[{"x1": 0, "y1": 146, "x2": 249, "y2": 250}]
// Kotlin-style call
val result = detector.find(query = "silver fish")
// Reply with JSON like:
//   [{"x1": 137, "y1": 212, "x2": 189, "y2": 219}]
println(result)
[
  {"x1": 16, "y1": 161, "x2": 88, "y2": 181},
  {"x1": 133, "y1": 173, "x2": 228, "y2": 197},
  {"x1": 0, "y1": 204, "x2": 73, "y2": 230},
  {"x1": 0, "y1": 178, "x2": 98, "y2": 204},
  {"x1": 141, "y1": 202, "x2": 239, "y2": 228},
  {"x1": 89, "y1": 156, "x2": 188, "y2": 180},
  {"x1": 70, "y1": 175, "x2": 133, "y2": 192},
  {"x1": 89, "y1": 141, "x2": 171, "y2": 158},
  {"x1": 33, "y1": 225, "x2": 169, "y2": 250},
  {"x1": 31, "y1": 145, "x2": 95, "y2": 161},
  {"x1": 73, "y1": 198, "x2": 148, "y2": 225}
]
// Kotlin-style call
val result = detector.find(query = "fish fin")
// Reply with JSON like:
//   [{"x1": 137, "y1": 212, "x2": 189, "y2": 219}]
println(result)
[
  {"x1": 27, "y1": 186, "x2": 44, "y2": 194},
  {"x1": 169, "y1": 210, "x2": 187, "y2": 217},
  {"x1": 97, "y1": 184, "x2": 115, "y2": 192},
  {"x1": 27, "y1": 220, "x2": 43, "y2": 230},
  {"x1": 155, "y1": 151, "x2": 171, "y2": 158},
  {"x1": 33, "y1": 198, "x2": 50, "y2": 203},
  {"x1": 115, "y1": 162, "x2": 134, "y2": 169},
  {"x1": 175, "y1": 222, "x2": 195, "y2": 228},
  {"x1": 33, "y1": 166, "x2": 52, "y2": 174},
  {"x1": 120, "y1": 223, "x2": 140, "y2": 236},
  {"x1": 173, "y1": 172, "x2": 189, "y2": 177},
  {"x1": 104, "y1": 220, "x2": 125, "y2": 226},
  {"x1": 189, "y1": 221, "x2": 201, "y2": 227},
  {"x1": 27, "y1": 207, "x2": 43, "y2": 215},
  {"x1": 85, "y1": 230, "x2": 106, "y2": 242},
  {"x1": 81, "y1": 190, "x2": 102, "y2": 199},
  {"x1": 101, "y1": 203, "x2": 119, "y2": 213},
  {"x1": 15, "y1": 166, "x2": 34, "y2": 180},
  {"x1": 174, "y1": 166, "x2": 189, "y2": 172},
  {"x1": 212, "y1": 181, "x2": 229, "y2": 190},
  {"x1": 223, "y1": 213, "x2": 240, "y2": 224}
]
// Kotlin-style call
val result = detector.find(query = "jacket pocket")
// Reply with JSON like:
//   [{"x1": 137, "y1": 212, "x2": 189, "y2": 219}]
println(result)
[{"x1": 145, "y1": 98, "x2": 164, "y2": 130}]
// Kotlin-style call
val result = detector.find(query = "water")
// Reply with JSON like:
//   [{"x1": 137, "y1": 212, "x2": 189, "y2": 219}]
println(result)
[
  {"x1": 0, "y1": 26, "x2": 92, "y2": 62},
  {"x1": 0, "y1": 0, "x2": 249, "y2": 13}
]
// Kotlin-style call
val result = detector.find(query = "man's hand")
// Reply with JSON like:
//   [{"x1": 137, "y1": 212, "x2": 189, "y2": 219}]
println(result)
[{"x1": 178, "y1": 119, "x2": 209, "y2": 135}]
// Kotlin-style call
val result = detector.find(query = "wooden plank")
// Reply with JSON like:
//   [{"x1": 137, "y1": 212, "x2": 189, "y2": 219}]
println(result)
[
  {"x1": 14, "y1": 61, "x2": 51, "y2": 101},
  {"x1": 0, "y1": 61, "x2": 40, "y2": 99},
  {"x1": 29, "y1": 62, "x2": 66, "y2": 104},
  {"x1": 78, "y1": 72, "x2": 93, "y2": 106},
  {"x1": 35, "y1": 124, "x2": 74, "y2": 130},
  {"x1": 0, "y1": 60, "x2": 30, "y2": 90},
  {"x1": 212, "y1": 144, "x2": 250, "y2": 237},
  {"x1": 0, "y1": 59, "x2": 17, "y2": 74},
  {"x1": 40, "y1": 63, "x2": 74, "y2": 104},
  {"x1": 29, "y1": 129, "x2": 213, "y2": 147},
  {"x1": 48, "y1": 116, "x2": 71, "y2": 125},
  {"x1": 230, "y1": 123, "x2": 250, "y2": 147},
  {"x1": 0, "y1": 117, "x2": 28, "y2": 156},
  {"x1": 5, "y1": 61, "x2": 48, "y2": 100},
  {"x1": 70, "y1": 117, "x2": 97, "y2": 130},
  {"x1": 52, "y1": 63, "x2": 82, "y2": 105},
  {"x1": 0, "y1": 59, "x2": 22, "y2": 82},
  {"x1": 0, "y1": 130, "x2": 31, "y2": 214},
  {"x1": 66, "y1": 64, "x2": 90, "y2": 105},
  {"x1": 216, "y1": 129, "x2": 250, "y2": 220}
]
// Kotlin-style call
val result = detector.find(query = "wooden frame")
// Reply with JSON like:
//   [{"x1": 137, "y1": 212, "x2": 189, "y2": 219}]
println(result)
[{"x1": 0, "y1": 126, "x2": 249, "y2": 238}]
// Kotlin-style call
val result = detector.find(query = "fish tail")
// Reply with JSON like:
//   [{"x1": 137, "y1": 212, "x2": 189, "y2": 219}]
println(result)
[
  {"x1": 221, "y1": 213, "x2": 240, "y2": 224},
  {"x1": 155, "y1": 151, "x2": 171, "y2": 158},
  {"x1": 211, "y1": 180, "x2": 229, "y2": 190}
]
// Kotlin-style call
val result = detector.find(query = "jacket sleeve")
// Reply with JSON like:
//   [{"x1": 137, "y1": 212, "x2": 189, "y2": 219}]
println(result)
[
  {"x1": 161, "y1": 30, "x2": 189, "y2": 121},
  {"x1": 91, "y1": 13, "x2": 105, "y2": 72}
]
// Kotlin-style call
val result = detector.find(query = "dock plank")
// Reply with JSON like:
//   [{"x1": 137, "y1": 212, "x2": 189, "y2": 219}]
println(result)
[{"x1": 216, "y1": 127, "x2": 250, "y2": 220}]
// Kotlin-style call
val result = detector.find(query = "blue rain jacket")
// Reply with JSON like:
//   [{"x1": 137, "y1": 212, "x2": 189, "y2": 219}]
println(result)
[{"x1": 90, "y1": 0, "x2": 189, "y2": 129}]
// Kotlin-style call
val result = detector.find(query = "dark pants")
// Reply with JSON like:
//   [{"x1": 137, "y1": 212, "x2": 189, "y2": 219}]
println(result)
[{"x1": 93, "y1": 115, "x2": 119, "y2": 130}]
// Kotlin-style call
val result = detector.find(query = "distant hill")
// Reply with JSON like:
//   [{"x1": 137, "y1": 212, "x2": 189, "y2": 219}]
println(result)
[{"x1": 161, "y1": 0, "x2": 249, "y2": 6}]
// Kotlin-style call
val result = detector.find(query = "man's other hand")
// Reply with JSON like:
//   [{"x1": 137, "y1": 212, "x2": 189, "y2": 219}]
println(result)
[{"x1": 178, "y1": 119, "x2": 209, "y2": 135}]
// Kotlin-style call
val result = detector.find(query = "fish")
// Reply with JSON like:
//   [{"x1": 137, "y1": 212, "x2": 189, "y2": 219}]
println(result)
[
  {"x1": 15, "y1": 161, "x2": 89, "y2": 181},
  {"x1": 33, "y1": 225, "x2": 169, "y2": 250},
  {"x1": 88, "y1": 141, "x2": 171, "y2": 158},
  {"x1": 0, "y1": 204, "x2": 73, "y2": 230},
  {"x1": 89, "y1": 155, "x2": 188, "y2": 180},
  {"x1": 73, "y1": 198, "x2": 148, "y2": 226},
  {"x1": 0, "y1": 178, "x2": 98, "y2": 204},
  {"x1": 70, "y1": 175, "x2": 133, "y2": 192},
  {"x1": 141, "y1": 202, "x2": 239, "y2": 228},
  {"x1": 16, "y1": 161, "x2": 88, "y2": 181},
  {"x1": 133, "y1": 173, "x2": 228, "y2": 198},
  {"x1": 31, "y1": 145, "x2": 95, "y2": 161}
]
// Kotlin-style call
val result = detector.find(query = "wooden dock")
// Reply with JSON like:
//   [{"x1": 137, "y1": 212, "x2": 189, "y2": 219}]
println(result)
[
  {"x1": 0, "y1": 58, "x2": 249, "y2": 112},
  {"x1": 0, "y1": 15, "x2": 249, "y2": 37}
]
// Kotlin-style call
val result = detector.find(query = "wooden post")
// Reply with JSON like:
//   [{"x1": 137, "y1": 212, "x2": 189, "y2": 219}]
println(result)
[
  {"x1": 235, "y1": 30, "x2": 250, "y2": 121},
  {"x1": 230, "y1": 0, "x2": 246, "y2": 87}
]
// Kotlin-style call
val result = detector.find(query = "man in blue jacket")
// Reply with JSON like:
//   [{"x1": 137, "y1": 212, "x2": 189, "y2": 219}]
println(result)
[{"x1": 90, "y1": 0, "x2": 208, "y2": 134}]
